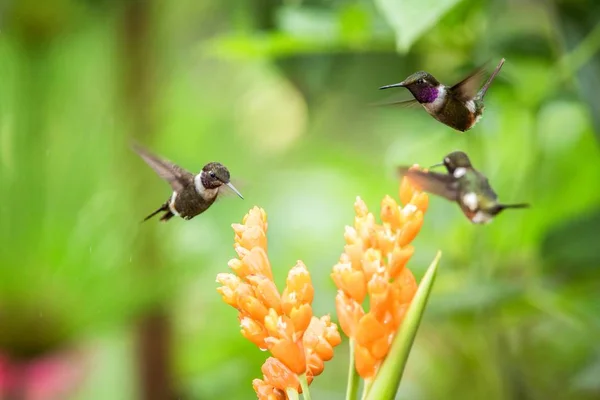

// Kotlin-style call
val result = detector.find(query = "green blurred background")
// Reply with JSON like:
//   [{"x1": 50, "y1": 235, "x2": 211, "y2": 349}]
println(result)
[{"x1": 1, "y1": 0, "x2": 600, "y2": 399}]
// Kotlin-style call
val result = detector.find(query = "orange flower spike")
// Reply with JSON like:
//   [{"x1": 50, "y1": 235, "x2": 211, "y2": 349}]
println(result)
[
  {"x1": 233, "y1": 207, "x2": 267, "y2": 245},
  {"x1": 362, "y1": 248, "x2": 383, "y2": 283},
  {"x1": 367, "y1": 274, "x2": 393, "y2": 320},
  {"x1": 355, "y1": 312, "x2": 387, "y2": 349},
  {"x1": 239, "y1": 247, "x2": 274, "y2": 281},
  {"x1": 267, "y1": 338, "x2": 306, "y2": 375},
  {"x1": 380, "y1": 195, "x2": 402, "y2": 231},
  {"x1": 375, "y1": 227, "x2": 395, "y2": 256},
  {"x1": 264, "y1": 309, "x2": 294, "y2": 341},
  {"x1": 354, "y1": 196, "x2": 370, "y2": 218},
  {"x1": 320, "y1": 315, "x2": 342, "y2": 348},
  {"x1": 227, "y1": 259, "x2": 250, "y2": 281},
  {"x1": 240, "y1": 316, "x2": 269, "y2": 349},
  {"x1": 335, "y1": 291, "x2": 364, "y2": 338},
  {"x1": 399, "y1": 165, "x2": 422, "y2": 204},
  {"x1": 236, "y1": 225, "x2": 267, "y2": 252},
  {"x1": 247, "y1": 274, "x2": 282, "y2": 314},
  {"x1": 343, "y1": 227, "x2": 365, "y2": 271},
  {"x1": 370, "y1": 333, "x2": 392, "y2": 360},
  {"x1": 252, "y1": 380, "x2": 286, "y2": 400},
  {"x1": 237, "y1": 290, "x2": 270, "y2": 323},
  {"x1": 288, "y1": 303, "x2": 313, "y2": 336},
  {"x1": 331, "y1": 261, "x2": 366, "y2": 303},
  {"x1": 260, "y1": 357, "x2": 301, "y2": 392},
  {"x1": 242, "y1": 206, "x2": 268, "y2": 232},
  {"x1": 353, "y1": 197, "x2": 378, "y2": 246},
  {"x1": 281, "y1": 262, "x2": 314, "y2": 315},
  {"x1": 391, "y1": 303, "x2": 410, "y2": 329},
  {"x1": 303, "y1": 316, "x2": 341, "y2": 362},
  {"x1": 388, "y1": 245, "x2": 414, "y2": 279},
  {"x1": 263, "y1": 310, "x2": 307, "y2": 375},
  {"x1": 233, "y1": 244, "x2": 250, "y2": 260},
  {"x1": 392, "y1": 267, "x2": 417, "y2": 305},
  {"x1": 397, "y1": 208, "x2": 424, "y2": 247},
  {"x1": 306, "y1": 352, "x2": 325, "y2": 376},
  {"x1": 411, "y1": 192, "x2": 429, "y2": 213},
  {"x1": 354, "y1": 344, "x2": 378, "y2": 379},
  {"x1": 215, "y1": 273, "x2": 242, "y2": 307}
]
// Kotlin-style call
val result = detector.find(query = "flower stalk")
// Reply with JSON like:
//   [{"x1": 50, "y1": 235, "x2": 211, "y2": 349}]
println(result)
[
  {"x1": 286, "y1": 388, "x2": 300, "y2": 400},
  {"x1": 298, "y1": 373, "x2": 312, "y2": 400},
  {"x1": 345, "y1": 339, "x2": 360, "y2": 400}
]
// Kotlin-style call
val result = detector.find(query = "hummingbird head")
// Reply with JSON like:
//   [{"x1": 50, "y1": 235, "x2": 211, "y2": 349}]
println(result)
[
  {"x1": 441, "y1": 151, "x2": 473, "y2": 173},
  {"x1": 379, "y1": 71, "x2": 441, "y2": 103},
  {"x1": 201, "y1": 162, "x2": 243, "y2": 199}
]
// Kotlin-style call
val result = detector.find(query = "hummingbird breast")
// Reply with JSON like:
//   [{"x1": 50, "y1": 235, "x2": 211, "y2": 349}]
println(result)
[
  {"x1": 170, "y1": 187, "x2": 216, "y2": 219},
  {"x1": 424, "y1": 94, "x2": 480, "y2": 132}
]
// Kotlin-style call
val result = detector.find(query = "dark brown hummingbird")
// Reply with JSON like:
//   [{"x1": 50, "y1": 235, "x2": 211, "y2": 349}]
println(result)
[
  {"x1": 379, "y1": 58, "x2": 505, "y2": 132},
  {"x1": 398, "y1": 151, "x2": 529, "y2": 224},
  {"x1": 133, "y1": 144, "x2": 243, "y2": 222}
]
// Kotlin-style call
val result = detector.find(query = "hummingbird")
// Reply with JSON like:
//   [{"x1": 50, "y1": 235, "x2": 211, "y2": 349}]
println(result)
[
  {"x1": 379, "y1": 58, "x2": 505, "y2": 132},
  {"x1": 398, "y1": 151, "x2": 529, "y2": 224},
  {"x1": 133, "y1": 144, "x2": 243, "y2": 222}
]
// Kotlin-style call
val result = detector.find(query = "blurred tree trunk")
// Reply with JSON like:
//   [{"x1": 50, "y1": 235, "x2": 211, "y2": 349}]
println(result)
[{"x1": 120, "y1": 1, "x2": 174, "y2": 399}]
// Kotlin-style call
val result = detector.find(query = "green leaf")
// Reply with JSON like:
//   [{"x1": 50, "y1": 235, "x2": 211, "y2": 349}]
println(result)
[
  {"x1": 374, "y1": 0, "x2": 463, "y2": 52},
  {"x1": 365, "y1": 251, "x2": 442, "y2": 400}
]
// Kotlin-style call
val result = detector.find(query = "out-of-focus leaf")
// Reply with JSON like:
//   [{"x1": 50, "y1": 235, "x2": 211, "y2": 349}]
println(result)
[
  {"x1": 572, "y1": 352, "x2": 600, "y2": 392},
  {"x1": 276, "y1": 6, "x2": 337, "y2": 38},
  {"x1": 427, "y1": 281, "x2": 521, "y2": 317},
  {"x1": 540, "y1": 207, "x2": 600, "y2": 279},
  {"x1": 373, "y1": 0, "x2": 464, "y2": 52}
]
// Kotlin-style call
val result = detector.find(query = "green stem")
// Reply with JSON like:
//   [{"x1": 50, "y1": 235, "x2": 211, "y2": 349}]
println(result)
[
  {"x1": 360, "y1": 379, "x2": 373, "y2": 400},
  {"x1": 299, "y1": 373, "x2": 312, "y2": 400},
  {"x1": 345, "y1": 339, "x2": 360, "y2": 400},
  {"x1": 286, "y1": 387, "x2": 300, "y2": 400}
]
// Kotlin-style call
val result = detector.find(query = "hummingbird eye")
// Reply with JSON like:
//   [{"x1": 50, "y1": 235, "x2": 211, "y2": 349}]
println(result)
[
  {"x1": 209, "y1": 171, "x2": 216, "y2": 178},
  {"x1": 417, "y1": 78, "x2": 425, "y2": 85}
]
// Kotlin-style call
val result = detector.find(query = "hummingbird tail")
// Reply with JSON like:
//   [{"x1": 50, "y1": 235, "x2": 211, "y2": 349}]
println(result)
[
  {"x1": 477, "y1": 58, "x2": 505, "y2": 100},
  {"x1": 159, "y1": 211, "x2": 175, "y2": 222},
  {"x1": 142, "y1": 202, "x2": 169, "y2": 222}
]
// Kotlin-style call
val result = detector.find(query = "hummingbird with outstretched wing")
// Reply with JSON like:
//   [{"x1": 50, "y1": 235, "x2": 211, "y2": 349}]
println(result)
[
  {"x1": 379, "y1": 58, "x2": 505, "y2": 132},
  {"x1": 398, "y1": 151, "x2": 529, "y2": 224},
  {"x1": 133, "y1": 144, "x2": 243, "y2": 222}
]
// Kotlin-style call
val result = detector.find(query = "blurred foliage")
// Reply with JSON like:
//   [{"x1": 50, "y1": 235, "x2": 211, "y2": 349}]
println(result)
[{"x1": 0, "y1": 0, "x2": 599, "y2": 399}]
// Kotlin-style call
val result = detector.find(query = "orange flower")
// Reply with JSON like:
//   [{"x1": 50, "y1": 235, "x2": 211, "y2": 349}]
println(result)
[
  {"x1": 217, "y1": 207, "x2": 341, "y2": 399},
  {"x1": 332, "y1": 168, "x2": 428, "y2": 379}
]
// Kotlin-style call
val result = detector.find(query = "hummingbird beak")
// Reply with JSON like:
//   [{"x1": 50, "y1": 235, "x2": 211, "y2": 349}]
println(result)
[
  {"x1": 226, "y1": 182, "x2": 244, "y2": 199},
  {"x1": 379, "y1": 81, "x2": 405, "y2": 90},
  {"x1": 429, "y1": 162, "x2": 445, "y2": 169}
]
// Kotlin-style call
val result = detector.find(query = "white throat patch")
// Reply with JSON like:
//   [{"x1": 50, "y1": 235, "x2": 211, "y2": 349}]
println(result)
[
  {"x1": 454, "y1": 167, "x2": 467, "y2": 178},
  {"x1": 194, "y1": 171, "x2": 219, "y2": 200}
]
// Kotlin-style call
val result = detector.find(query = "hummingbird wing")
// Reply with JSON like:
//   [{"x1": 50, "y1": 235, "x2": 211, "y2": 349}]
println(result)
[
  {"x1": 473, "y1": 170, "x2": 499, "y2": 202},
  {"x1": 398, "y1": 167, "x2": 459, "y2": 201},
  {"x1": 132, "y1": 144, "x2": 194, "y2": 192},
  {"x1": 449, "y1": 62, "x2": 489, "y2": 102}
]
